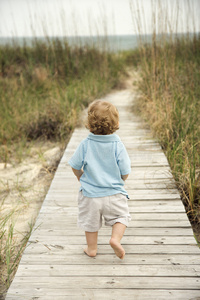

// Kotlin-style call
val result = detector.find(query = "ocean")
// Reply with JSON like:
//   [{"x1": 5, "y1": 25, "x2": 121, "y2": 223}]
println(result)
[{"x1": 0, "y1": 33, "x2": 196, "y2": 52}]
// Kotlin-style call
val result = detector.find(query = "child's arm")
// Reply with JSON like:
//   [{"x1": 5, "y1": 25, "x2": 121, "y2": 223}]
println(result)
[
  {"x1": 121, "y1": 174, "x2": 129, "y2": 181},
  {"x1": 117, "y1": 142, "x2": 131, "y2": 182},
  {"x1": 72, "y1": 167, "x2": 84, "y2": 181}
]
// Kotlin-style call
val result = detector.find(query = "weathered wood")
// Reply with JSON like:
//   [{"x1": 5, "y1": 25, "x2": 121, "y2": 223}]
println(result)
[
  {"x1": 33, "y1": 220, "x2": 191, "y2": 230},
  {"x1": 19, "y1": 253, "x2": 200, "y2": 265},
  {"x1": 6, "y1": 89, "x2": 200, "y2": 299},
  {"x1": 40, "y1": 204, "x2": 186, "y2": 213},
  {"x1": 44, "y1": 190, "x2": 181, "y2": 198},
  {"x1": 28, "y1": 235, "x2": 196, "y2": 245},
  {"x1": 40, "y1": 201, "x2": 186, "y2": 213},
  {"x1": 6, "y1": 276, "x2": 200, "y2": 290},
  {"x1": 30, "y1": 227, "x2": 195, "y2": 236},
  {"x1": 5, "y1": 290, "x2": 200, "y2": 300},
  {"x1": 14, "y1": 264, "x2": 200, "y2": 277},
  {"x1": 23, "y1": 244, "x2": 200, "y2": 255},
  {"x1": 38, "y1": 210, "x2": 188, "y2": 221}
]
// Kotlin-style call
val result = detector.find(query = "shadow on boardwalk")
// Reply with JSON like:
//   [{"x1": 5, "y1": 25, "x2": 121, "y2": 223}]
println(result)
[{"x1": 5, "y1": 89, "x2": 200, "y2": 299}]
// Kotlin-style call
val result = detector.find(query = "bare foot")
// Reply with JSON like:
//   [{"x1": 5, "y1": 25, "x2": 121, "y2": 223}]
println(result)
[
  {"x1": 109, "y1": 238, "x2": 125, "y2": 259},
  {"x1": 84, "y1": 247, "x2": 97, "y2": 257}
]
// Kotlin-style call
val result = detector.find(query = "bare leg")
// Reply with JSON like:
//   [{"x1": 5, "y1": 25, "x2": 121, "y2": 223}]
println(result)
[
  {"x1": 84, "y1": 231, "x2": 98, "y2": 257},
  {"x1": 109, "y1": 223, "x2": 126, "y2": 259}
]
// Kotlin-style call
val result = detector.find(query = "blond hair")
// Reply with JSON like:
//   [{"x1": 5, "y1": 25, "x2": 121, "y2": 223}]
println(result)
[{"x1": 86, "y1": 100, "x2": 119, "y2": 135}]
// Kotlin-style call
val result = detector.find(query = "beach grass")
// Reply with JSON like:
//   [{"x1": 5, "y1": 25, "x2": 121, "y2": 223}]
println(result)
[
  {"x1": 0, "y1": 204, "x2": 33, "y2": 296},
  {"x1": 125, "y1": 30, "x2": 200, "y2": 237},
  {"x1": 0, "y1": 213, "x2": 33, "y2": 286},
  {"x1": 126, "y1": 0, "x2": 200, "y2": 240},
  {"x1": 0, "y1": 38, "x2": 125, "y2": 164}
]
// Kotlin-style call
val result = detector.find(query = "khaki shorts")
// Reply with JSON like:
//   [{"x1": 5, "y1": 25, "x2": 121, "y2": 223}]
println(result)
[{"x1": 77, "y1": 191, "x2": 131, "y2": 232}]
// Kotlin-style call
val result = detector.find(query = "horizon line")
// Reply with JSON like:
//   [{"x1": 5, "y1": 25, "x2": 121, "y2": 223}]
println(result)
[{"x1": 0, "y1": 31, "x2": 199, "y2": 39}]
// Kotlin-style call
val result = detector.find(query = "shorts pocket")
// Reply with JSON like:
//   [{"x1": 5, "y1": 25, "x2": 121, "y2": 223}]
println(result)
[{"x1": 110, "y1": 194, "x2": 129, "y2": 217}]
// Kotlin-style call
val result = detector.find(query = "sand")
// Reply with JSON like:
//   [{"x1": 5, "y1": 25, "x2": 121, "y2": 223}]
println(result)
[{"x1": 0, "y1": 141, "x2": 64, "y2": 249}]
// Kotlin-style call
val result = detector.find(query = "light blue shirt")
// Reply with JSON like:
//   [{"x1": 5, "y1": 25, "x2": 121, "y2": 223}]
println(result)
[{"x1": 68, "y1": 133, "x2": 131, "y2": 198}]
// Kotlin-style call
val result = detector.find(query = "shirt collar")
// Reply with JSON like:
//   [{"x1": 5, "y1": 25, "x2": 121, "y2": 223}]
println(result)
[{"x1": 87, "y1": 132, "x2": 121, "y2": 142}]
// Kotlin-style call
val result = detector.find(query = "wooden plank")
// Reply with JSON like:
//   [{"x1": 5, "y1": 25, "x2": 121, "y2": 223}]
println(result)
[
  {"x1": 5, "y1": 289, "x2": 200, "y2": 300},
  {"x1": 33, "y1": 220, "x2": 191, "y2": 229},
  {"x1": 40, "y1": 203, "x2": 186, "y2": 213},
  {"x1": 40, "y1": 201, "x2": 187, "y2": 213},
  {"x1": 35, "y1": 212, "x2": 189, "y2": 222},
  {"x1": 15, "y1": 264, "x2": 200, "y2": 277},
  {"x1": 6, "y1": 277, "x2": 200, "y2": 290},
  {"x1": 30, "y1": 227, "x2": 195, "y2": 236},
  {"x1": 42, "y1": 199, "x2": 183, "y2": 208},
  {"x1": 48, "y1": 178, "x2": 176, "y2": 187},
  {"x1": 23, "y1": 244, "x2": 200, "y2": 255},
  {"x1": 28, "y1": 235, "x2": 196, "y2": 245},
  {"x1": 131, "y1": 162, "x2": 169, "y2": 167},
  {"x1": 38, "y1": 210, "x2": 187, "y2": 221},
  {"x1": 49, "y1": 181, "x2": 177, "y2": 191},
  {"x1": 19, "y1": 253, "x2": 200, "y2": 265}
]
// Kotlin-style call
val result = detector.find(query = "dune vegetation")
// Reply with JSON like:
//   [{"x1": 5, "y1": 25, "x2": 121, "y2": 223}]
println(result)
[
  {"x1": 0, "y1": 38, "x2": 126, "y2": 164},
  {"x1": 125, "y1": 0, "x2": 200, "y2": 241}
]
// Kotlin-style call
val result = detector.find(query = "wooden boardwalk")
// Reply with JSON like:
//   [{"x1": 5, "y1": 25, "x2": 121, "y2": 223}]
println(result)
[{"x1": 6, "y1": 90, "x2": 200, "y2": 299}]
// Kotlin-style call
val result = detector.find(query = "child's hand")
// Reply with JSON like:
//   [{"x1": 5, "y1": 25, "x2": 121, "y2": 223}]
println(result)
[
  {"x1": 77, "y1": 170, "x2": 84, "y2": 181},
  {"x1": 72, "y1": 168, "x2": 84, "y2": 181},
  {"x1": 121, "y1": 174, "x2": 129, "y2": 181}
]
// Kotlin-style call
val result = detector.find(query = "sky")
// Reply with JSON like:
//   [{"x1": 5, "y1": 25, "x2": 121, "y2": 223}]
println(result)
[{"x1": 0, "y1": 0, "x2": 199, "y2": 37}]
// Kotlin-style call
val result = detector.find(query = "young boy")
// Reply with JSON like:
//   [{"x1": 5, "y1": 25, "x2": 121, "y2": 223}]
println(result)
[{"x1": 68, "y1": 100, "x2": 131, "y2": 259}]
